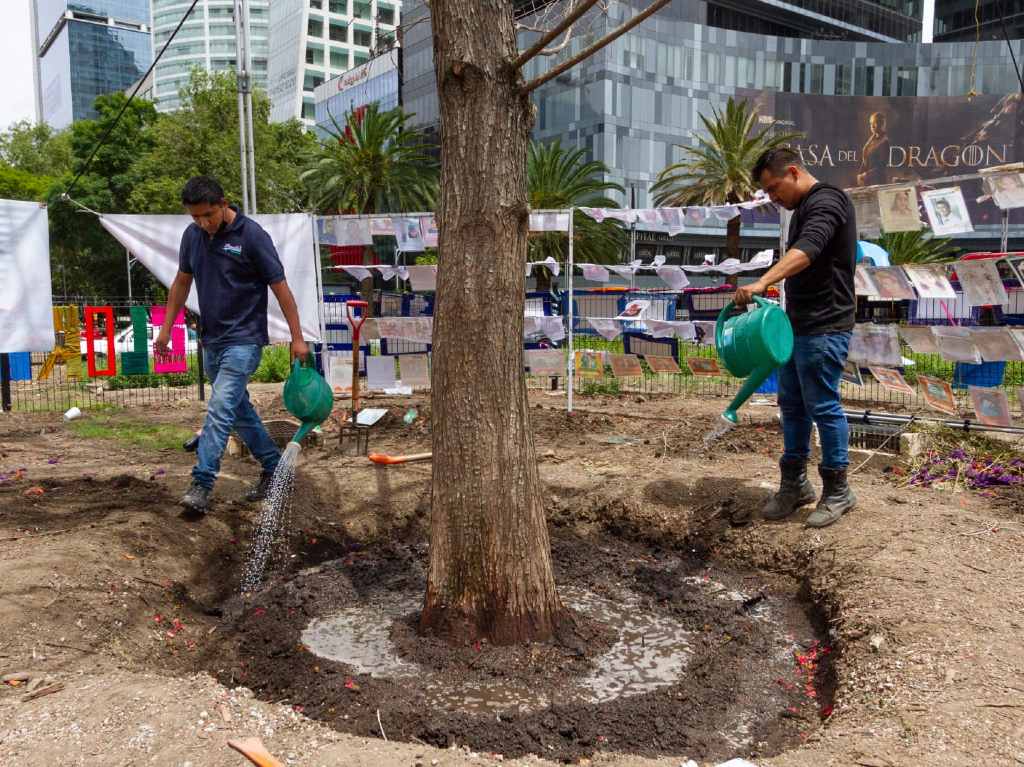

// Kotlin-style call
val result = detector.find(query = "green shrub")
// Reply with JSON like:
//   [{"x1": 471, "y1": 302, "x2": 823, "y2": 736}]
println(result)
[{"x1": 251, "y1": 344, "x2": 292, "y2": 383}]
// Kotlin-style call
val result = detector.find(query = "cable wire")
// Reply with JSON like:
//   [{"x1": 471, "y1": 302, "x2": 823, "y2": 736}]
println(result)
[
  {"x1": 63, "y1": 0, "x2": 201, "y2": 199},
  {"x1": 995, "y1": 0, "x2": 1024, "y2": 93}
]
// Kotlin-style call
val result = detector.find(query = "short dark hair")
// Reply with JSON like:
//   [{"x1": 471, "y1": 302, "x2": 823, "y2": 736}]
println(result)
[
  {"x1": 181, "y1": 176, "x2": 225, "y2": 206},
  {"x1": 751, "y1": 147, "x2": 803, "y2": 185}
]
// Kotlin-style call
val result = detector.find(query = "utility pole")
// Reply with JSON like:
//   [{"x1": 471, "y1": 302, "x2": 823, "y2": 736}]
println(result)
[{"x1": 234, "y1": 0, "x2": 257, "y2": 213}]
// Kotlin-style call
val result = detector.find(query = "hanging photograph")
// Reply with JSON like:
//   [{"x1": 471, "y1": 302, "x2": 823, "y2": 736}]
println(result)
[
  {"x1": 615, "y1": 300, "x2": 651, "y2": 321},
  {"x1": 970, "y1": 386, "x2": 1013, "y2": 427},
  {"x1": 840, "y1": 359, "x2": 863, "y2": 387},
  {"x1": 848, "y1": 323, "x2": 902, "y2": 367},
  {"x1": 878, "y1": 186, "x2": 922, "y2": 232},
  {"x1": 933, "y1": 327, "x2": 983, "y2": 364},
  {"x1": 393, "y1": 218, "x2": 425, "y2": 252},
  {"x1": 898, "y1": 325, "x2": 941, "y2": 355},
  {"x1": 920, "y1": 188, "x2": 974, "y2": 235},
  {"x1": 525, "y1": 349, "x2": 564, "y2": 376},
  {"x1": 868, "y1": 366, "x2": 914, "y2": 395},
  {"x1": 971, "y1": 327, "x2": 1024, "y2": 362},
  {"x1": 918, "y1": 375, "x2": 958, "y2": 415},
  {"x1": 399, "y1": 354, "x2": 431, "y2": 389},
  {"x1": 608, "y1": 353, "x2": 644, "y2": 378},
  {"x1": 575, "y1": 349, "x2": 604, "y2": 378},
  {"x1": 866, "y1": 267, "x2": 917, "y2": 301},
  {"x1": 984, "y1": 172, "x2": 1024, "y2": 209},
  {"x1": 686, "y1": 357, "x2": 721, "y2": 377},
  {"x1": 955, "y1": 260, "x2": 1009, "y2": 307},
  {"x1": 849, "y1": 189, "x2": 882, "y2": 238},
  {"x1": 903, "y1": 264, "x2": 956, "y2": 300},
  {"x1": 645, "y1": 355, "x2": 681, "y2": 374},
  {"x1": 853, "y1": 265, "x2": 879, "y2": 297},
  {"x1": 422, "y1": 216, "x2": 439, "y2": 248}
]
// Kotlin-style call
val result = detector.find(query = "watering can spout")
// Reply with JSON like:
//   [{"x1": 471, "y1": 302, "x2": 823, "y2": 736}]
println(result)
[
  {"x1": 291, "y1": 421, "x2": 317, "y2": 445},
  {"x1": 715, "y1": 296, "x2": 794, "y2": 424}
]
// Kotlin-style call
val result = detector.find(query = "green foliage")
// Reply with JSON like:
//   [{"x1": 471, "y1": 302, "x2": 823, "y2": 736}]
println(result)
[
  {"x1": 873, "y1": 230, "x2": 959, "y2": 265},
  {"x1": 127, "y1": 70, "x2": 315, "y2": 213},
  {"x1": 0, "y1": 163, "x2": 51, "y2": 201},
  {"x1": 527, "y1": 139, "x2": 626, "y2": 266},
  {"x1": 651, "y1": 98, "x2": 803, "y2": 207},
  {"x1": 105, "y1": 370, "x2": 197, "y2": 390},
  {"x1": 69, "y1": 415, "x2": 195, "y2": 451},
  {"x1": 302, "y1": 104, "x2": 438, "y2": 214},
  {"x1": 251, "y1": 344, "x2": 292, "y2": 383},
  {"x1": 0, "y1": 120, "x2": 72, "y2": 177}
]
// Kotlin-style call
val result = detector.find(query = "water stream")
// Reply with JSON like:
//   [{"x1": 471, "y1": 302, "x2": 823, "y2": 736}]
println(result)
[{"x1": 241, "y1": 441, "x2": 301, "y2": 592}]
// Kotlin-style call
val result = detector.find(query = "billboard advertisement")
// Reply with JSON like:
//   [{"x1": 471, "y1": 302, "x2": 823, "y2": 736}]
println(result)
[
  {"x1": 738, "y1": 90, "x2": 1024, "y2": 228},
  {"x1": 314, "y1": 49, "x2": 399, "y2": 132}
]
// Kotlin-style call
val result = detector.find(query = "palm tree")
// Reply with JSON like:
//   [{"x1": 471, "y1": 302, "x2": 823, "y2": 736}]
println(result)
[
  {"x1": 873, "y1": 230, "x2": 959, "y2": 264},
  {"x1": 302, "y1": 104, "x2": 438, "y2": 215},
  {"x1": 303, "y1": 104, "x2": 438, "y2": 313},
  {"x1": 527, "y1": 139, "x2": 625, "y2": 290},
  {"x1": 650, "y1": 97, "x2": 803, "y2": 265}
]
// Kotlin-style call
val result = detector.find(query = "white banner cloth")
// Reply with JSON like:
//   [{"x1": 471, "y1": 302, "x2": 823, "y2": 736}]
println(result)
[
  {"x1": 100, "y1": 212, "x2": 322, "y2": 343},
  {"x1": 0, "y1": 200, "x2": 54, "y2": 352}
]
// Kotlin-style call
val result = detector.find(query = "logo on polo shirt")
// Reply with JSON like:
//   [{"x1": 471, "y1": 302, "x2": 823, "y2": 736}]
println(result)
[{"x1": 222, "y1": 243, "x2": 242, "y2": 256}]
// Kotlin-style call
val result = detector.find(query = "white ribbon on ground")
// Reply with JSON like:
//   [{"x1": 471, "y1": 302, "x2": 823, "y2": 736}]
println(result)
[{"x1": 100, "y1": 212, "x2": 322, "y2": 342}]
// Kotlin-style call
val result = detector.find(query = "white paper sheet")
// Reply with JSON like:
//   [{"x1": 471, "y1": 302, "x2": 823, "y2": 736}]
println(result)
[
  {"x1": 921, "y1": 187, "x2": 974, "y2": 235},
  {"x1": 848, "y1": 324, "x2": 902, "y2": 367},
  {"x1": 656, "y1": 265, "x2": 690, "y2": 290},
  {"x1": 580, "y1": 263, "x2": 609, "y2": 282},
  {"x1": 524, "y1": 349, "x2": 564, "y2": 376},
  {"x1": 406, "y1": 265, "x2": 437, "y2": 292},
  {"x1": 933, "y1": 326, "x2": 983, "y2": 364},
  {"x1": 588, "y1": 318, "x2": 622, "y2": 341},
  {"x1": 955, "y1": 260, "x2": 1009, "y2": 307},
  {"x1": 399, "y1": 354, "x2": 430, "y2": 388},
  {"x1": 0, "y1": 200, "x2": 54, "y2": 353},
  {"x1": 366, "y1": 355, "x2": 398, "y2": 390},
  {"x1": 898, "y1": 325, "x2": 940, "y2": 355},
  {"x1": 903, "y1": 264, "x2": 956, "y2": 300}
]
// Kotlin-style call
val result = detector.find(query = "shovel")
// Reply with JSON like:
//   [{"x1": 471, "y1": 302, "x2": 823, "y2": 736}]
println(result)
[{"x1": 346, "y1": 300, "x2": 369, "y2": 422}]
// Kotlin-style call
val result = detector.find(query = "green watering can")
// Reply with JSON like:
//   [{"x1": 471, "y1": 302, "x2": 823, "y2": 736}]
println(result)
[
  {"x1": 715, "y1": 295, "x2": 794, "y2": 425},
  {"x1": 282, "y1": 353, "x2": 334, "y2": 444}
]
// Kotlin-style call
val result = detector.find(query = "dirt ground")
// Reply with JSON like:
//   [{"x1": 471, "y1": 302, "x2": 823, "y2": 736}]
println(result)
[{"x1": 1, "y1": 384, "x2": 1023, "y2": 767}]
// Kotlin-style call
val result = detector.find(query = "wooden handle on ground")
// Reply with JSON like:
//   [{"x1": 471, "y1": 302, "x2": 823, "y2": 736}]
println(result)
[
  {"x1": 368, "y1": 452, "x2": 433, "y2": 465},
  {"x1": 227, "y1": 737, "x2": 283, "y2": 767}
]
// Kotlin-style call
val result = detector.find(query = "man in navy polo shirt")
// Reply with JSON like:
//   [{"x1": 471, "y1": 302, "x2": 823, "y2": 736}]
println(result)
[{"x1": 155, "y1": 176, "x2": 310, "y2": 516}]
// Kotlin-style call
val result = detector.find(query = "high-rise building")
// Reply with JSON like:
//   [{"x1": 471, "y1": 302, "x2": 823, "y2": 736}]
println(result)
[
  {"x1": 933, "y1": 0, "x2": 1024, "y2": 42},
  {"x1": 267, "y1": 0, "x2": 401, "y2": 124},
  {"x1": 32, "y1": 0, "x2": 153, "y2": 129},
  {"x1": 149, "y1": 0, "x2": 270, "y2": 113}
]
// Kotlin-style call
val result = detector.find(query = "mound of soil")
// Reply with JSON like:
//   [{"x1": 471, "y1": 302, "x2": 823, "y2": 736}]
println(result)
[{"x1": 211, "y1": 531, "x2": 831, "y2": 763}]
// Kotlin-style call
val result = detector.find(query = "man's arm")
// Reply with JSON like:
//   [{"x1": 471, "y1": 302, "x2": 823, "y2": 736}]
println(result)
[
  {"x1": 154, "y1": 271, "x2": 193, "y2": 355},
  {"x1": 734, "y1": 248, "x2": 812, "y2": 306},
  {"x1": 269, "y1": 279, "x2": 310, "y2": 361},
  {"x1": 734, "y1": 190, "x2": 848, "y2": 306}
]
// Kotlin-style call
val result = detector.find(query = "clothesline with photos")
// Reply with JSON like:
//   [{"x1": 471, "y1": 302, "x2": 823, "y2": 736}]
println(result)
[{"x1": 846, "y1": 164, "x2": 1024, "y2": 244}]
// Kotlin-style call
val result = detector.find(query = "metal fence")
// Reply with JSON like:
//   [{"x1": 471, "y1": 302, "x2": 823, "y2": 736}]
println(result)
[{"x1": 1, "y1": 300, "x2": 203, "y2": 413}]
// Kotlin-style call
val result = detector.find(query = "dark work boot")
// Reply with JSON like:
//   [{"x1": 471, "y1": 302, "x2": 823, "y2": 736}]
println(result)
[
  {"x1": 806, "y1": 466, "x2": 856, "y2": 528},
  {"x1": 181, "y1": 481, "x2": 212, "y2": 516},
  {"x1": 244, "y1": 471, "x2": 275, "y2": 503},
  {"x1": 761, "y1": 457, "x2": 817, "y2": 521}
]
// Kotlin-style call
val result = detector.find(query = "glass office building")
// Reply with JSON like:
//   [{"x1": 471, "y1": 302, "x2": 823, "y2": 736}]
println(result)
[
  {"x1": 149, "y1": 0, "x2": 270, "y2": 113},
  {"x1": 403, "y1": 0, "x2": 1024, "y2": 252},
  {"x1": 313, "y1": 48, "x2": 399, "y2": 134},
  {"x1": 267, "y1": 0, "x2": 401, "y2": 124},
  {"x1": 33, "y1": 0, "x2": 152, "y2": 128}
]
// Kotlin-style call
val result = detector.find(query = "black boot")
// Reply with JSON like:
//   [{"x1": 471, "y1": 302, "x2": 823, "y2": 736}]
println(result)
[
  {"x1": 244, "y1": 471, "x2": 275, "y2": 503},
  {"x1": 806, "y1": 466, "x2": 856, "y2": 528},
  {"x1": 761, "y1": 457, "x2": 817, "y2": 521},
  {"x1": 181, "y1": 481, "x2": 212, "y2": 516}
]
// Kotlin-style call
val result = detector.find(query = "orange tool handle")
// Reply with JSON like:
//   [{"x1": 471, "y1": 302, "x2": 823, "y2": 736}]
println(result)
[{"x1": 368, "y1": 452, "x2": 433, "y2": 465}]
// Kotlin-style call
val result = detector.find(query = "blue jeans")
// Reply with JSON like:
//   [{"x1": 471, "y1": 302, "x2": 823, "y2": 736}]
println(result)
[
  {"x1": 193, "y1": 344, "x2": 280, "y2": 489},
  {"x1": 778, "y1": 332, "x2": 851, "y2": 470}
]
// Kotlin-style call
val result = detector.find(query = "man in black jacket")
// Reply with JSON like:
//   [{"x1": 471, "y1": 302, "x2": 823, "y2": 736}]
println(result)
[{"x1": 734, "y1": 147, "x2": 857, "y2": 528}]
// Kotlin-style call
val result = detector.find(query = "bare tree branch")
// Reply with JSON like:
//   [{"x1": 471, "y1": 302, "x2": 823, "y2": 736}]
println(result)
[
  {"x1": 522, "y1": 0, "x2": 672, "y2": 93},
  {"x1": 514, "y1": 0, "x2": 601, "y2": 69}
]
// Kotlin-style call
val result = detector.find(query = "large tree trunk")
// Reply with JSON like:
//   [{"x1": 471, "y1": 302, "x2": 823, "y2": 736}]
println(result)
[{"x1": 422, "y1": 0, "x2": 566, "y2": 645}]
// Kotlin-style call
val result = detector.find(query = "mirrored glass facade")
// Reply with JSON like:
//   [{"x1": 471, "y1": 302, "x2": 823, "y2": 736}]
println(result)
[
  {"x1": 33, "y1": 0, "x2": 151, "y2": 128},
  {"x1": 403, "y1": 0, "x2": 1023, "y2": 243}
]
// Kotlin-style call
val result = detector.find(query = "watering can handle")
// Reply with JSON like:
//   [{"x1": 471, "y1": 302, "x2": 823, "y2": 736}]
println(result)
[
  {"x1": 291, "y1": 352, "x2": 317, "y2": 374},
  {"x1": 714, "y1": 295, "x2": 771, "y2": 348}
]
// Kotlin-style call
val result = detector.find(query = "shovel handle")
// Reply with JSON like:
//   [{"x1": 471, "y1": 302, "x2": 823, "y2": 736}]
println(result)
[
  {"x1": 346, "y1": 300, "x2": 369, "y2": 337},
  {"x1": 369, "y1": 452, "x2": 433, "y2": 465}
]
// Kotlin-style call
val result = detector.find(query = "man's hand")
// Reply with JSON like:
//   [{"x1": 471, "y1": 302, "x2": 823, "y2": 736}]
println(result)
[
  {"x1": 154, "y1": 329, "x2": 171, "y2": 357},
  {"x1": 734, "y1": 281, "x2": 767, "y2": 307},
  {"x1": 290, "y1": 338, "x2": 310, "y2": 361}
]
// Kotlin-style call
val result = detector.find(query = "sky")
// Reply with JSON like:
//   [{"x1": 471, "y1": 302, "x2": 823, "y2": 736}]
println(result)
[{"x1": 0, "y1": 1, "x2": 37, "y2": 130}]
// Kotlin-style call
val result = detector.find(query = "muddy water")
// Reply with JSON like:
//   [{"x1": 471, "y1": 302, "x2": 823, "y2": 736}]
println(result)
[{"x1": 301, "y1": 581, "x2": 738, "y2": 714}]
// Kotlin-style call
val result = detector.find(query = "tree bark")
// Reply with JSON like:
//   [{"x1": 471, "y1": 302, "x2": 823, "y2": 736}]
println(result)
[{"x1": 422, "y1": 0, "x2": 566, "y2": 645}]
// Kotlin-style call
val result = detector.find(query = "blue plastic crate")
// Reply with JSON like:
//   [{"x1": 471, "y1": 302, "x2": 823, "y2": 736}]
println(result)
[
  {"x1": 7, "y1": 352, "x2": 31, "y2": 381},
  {"x1": 755, "y1": 369, "x2": 779, "y2": 394},
  {"x1": 952, "y1": 361, "x2": 1006, "y2": 389}
]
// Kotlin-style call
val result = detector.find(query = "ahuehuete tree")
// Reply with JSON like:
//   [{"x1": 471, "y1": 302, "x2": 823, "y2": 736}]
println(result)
[
  {"x1": 423, "y1": 0, "x2": 672, "y2": 645},
  {"x1": 650, "y1": 97, "x2": 802, "y2": 264}
]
